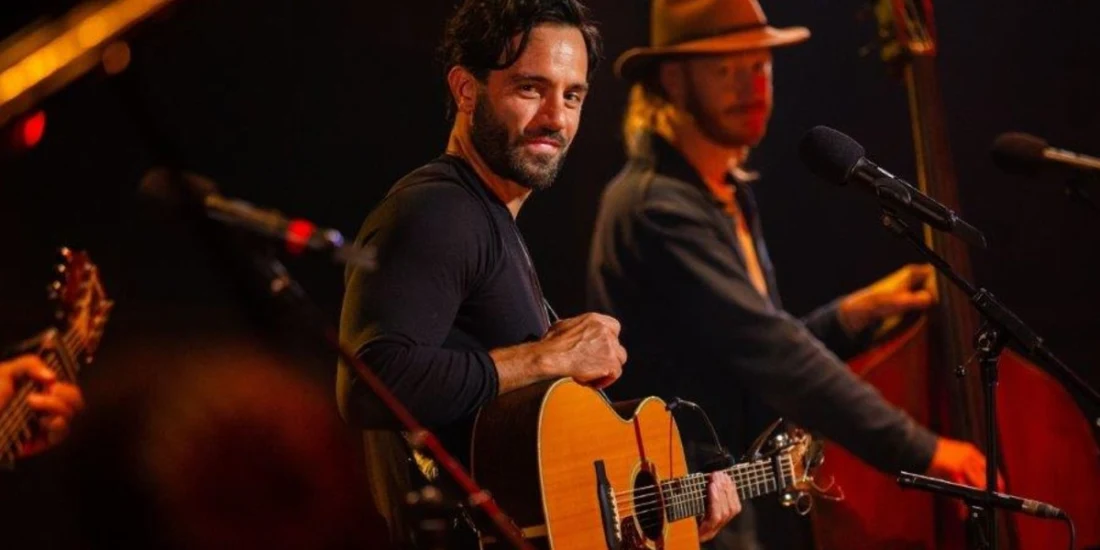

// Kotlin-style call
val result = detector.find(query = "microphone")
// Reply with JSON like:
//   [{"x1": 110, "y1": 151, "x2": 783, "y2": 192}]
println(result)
[
  {"x1": 991, "y1": 132, "x2": 1100, "y2": 177},
  {"x1": 140, "y1": 168, "x2": 375, "y2": 269},
  {"x1": 798, "y1": 126, "x2": 987, "y2": 249},
  {"x1": 898, "y1": 472, "x2": 1066, "y2": 520}
]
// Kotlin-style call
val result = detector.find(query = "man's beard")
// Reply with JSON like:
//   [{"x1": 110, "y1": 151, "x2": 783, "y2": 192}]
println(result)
[
  {"x1": 683, "y1": 73, "x2": 763, "y2": 148},
  {"x1": 469, "y1": 92, "x2": 569, "y2": 191}
]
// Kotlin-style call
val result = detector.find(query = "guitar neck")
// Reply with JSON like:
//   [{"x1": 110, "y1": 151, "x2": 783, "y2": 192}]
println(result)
[
  {"x1": 660, "y1": 452, "x2": 795, "y2": 523},
  {"x1": 0, "y1": 385, "x2": 37, "y2": 465},
  {"x1": 0, "y1": 327, "x2": 84, "y2": 464}
]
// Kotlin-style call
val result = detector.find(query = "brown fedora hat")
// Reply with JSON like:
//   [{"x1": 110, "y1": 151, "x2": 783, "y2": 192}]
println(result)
[{"x1": 615, "y1": 0, "x2": 810, "y2": 80}]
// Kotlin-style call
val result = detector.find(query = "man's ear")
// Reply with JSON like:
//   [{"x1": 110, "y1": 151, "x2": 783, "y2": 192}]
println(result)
[{"x1": 447, "y1": 65, "x2": 479, "y2": 115}]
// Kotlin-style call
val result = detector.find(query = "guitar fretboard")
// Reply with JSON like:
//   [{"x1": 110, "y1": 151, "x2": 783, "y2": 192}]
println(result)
[
  {"x1": 0, "y1": 328, "x2": 84, "y2": 464},
  {"x1": 659, "y1": 453, "x2": 795, "y2": 522}
]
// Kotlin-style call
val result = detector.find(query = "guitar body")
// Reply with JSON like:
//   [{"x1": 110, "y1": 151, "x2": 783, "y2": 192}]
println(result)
[
  {"x1": 813, "y1": 320, "x2": 939, "y2": 548},
  {"x1": 816, "y1": 321, "x2": 1100, "y2": 550},
  {"x1": 472, "y1": 378, "x2": 697, "y2": 549}
]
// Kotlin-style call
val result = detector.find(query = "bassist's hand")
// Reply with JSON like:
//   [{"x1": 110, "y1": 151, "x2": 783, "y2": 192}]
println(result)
[
  {"x1": 927, "y1": 437, "x2": 1005, "y2": 491},
  {"x1": 839, "y1": 263, "x2": 936, "y2": 334},
  {"x1": 699, "y1": 472, "x2": 741, "y2": 542}
]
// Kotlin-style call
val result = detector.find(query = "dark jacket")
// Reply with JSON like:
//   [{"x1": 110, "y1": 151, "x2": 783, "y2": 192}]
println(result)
[{"x1": 587, "y1": 135, "x2": 937, "y2": 487}]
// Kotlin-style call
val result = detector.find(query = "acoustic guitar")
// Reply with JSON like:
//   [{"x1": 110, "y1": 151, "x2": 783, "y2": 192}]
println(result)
[{"x1": 471, "y1": 378, "x2": 822, "y2": 549}]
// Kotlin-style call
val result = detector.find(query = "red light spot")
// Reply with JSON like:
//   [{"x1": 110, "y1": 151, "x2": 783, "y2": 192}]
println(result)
[
  {"x1": 286, "y1": 219, "x2": 315, "y2": 255},
  {"x1": 20, "y1": 111, "x2": 46, "y2": 148}
]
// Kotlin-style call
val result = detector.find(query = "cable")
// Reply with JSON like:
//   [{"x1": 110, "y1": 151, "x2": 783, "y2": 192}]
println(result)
[
  {"x1": 1062, "y1": 513, "x2": 1076, "y2": 550},
  {"x1": 666, "y1": 397, "x2": 733, "y2": 469}
]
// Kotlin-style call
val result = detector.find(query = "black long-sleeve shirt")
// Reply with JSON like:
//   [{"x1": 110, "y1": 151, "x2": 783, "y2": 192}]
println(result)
[
  {"x1": 587, "y1": 137, "x2": 938, "y2": 477},
  {"x1": 337, "y1": 155, "x2": 549, "y2": 545}
]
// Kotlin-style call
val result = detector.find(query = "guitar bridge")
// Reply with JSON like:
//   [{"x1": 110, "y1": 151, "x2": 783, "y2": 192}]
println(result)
[{"x1": 594, "y1": 460, "x2": 621, "y2": 549}]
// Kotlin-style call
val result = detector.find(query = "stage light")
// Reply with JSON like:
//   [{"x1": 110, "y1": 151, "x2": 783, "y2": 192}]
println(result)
[{"x1": 18, "y1": 110, "x2": 47, "y2": 148}]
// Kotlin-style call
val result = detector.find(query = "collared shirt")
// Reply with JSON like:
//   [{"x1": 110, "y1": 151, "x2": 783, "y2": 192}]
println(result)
[{"x1": 706, "y1": 175, "x2": 769, "y2": 297}]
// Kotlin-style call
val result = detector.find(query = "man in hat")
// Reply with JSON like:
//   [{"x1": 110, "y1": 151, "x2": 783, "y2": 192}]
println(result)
[{"x1": 588, "y1": 0, "x2": 991, "y2": 547}]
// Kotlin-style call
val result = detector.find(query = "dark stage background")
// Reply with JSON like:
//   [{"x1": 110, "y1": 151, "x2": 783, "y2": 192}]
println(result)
[{"x1": 1, "y1": 0, "x2": 1098, "y2": 545}]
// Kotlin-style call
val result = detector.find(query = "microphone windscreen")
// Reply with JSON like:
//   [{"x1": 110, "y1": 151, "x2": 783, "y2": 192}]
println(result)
[
  {"x1": 798, "y1": 125, "x2": 866, "y2": 185},
  {"x1": 991, "y1": 132, "x2": 1048, "y2": 176},
  {"x1": 140, "y1": 168, "x2": 218, "y2": 206}
]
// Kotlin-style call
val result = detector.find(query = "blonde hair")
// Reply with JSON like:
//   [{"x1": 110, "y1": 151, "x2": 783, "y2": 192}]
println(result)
[{"x1": 623, "y1": 79, "x2": 675, "y2": 160}]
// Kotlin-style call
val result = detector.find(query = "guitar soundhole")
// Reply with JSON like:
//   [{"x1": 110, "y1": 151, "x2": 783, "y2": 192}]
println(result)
[{"x1": 630, "y1": 468, "x2": 665, "y2": 544}]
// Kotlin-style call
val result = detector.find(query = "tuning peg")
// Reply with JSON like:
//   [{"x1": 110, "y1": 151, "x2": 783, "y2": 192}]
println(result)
[
  {"x1": 780, "y1": 490, "x2": 814, "y2": 515},
  {"x1": 55, "y1": 263, "x2": 67, "y2": 275},
  {"x1": 59, "y1": 247, "x2": 72, "y2": 260},
  {"x1": 47, "y1": 280, "x2": 62, "y2": 300},
  {"x1": 771, "y1": 432, "x2": 791, "y2": 450}
]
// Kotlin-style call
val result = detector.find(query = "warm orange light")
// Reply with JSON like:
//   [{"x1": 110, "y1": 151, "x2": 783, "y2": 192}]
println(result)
[
  {"x1": 0, "y1": 0, "x2": 174, "y2": 126},
  {"x1": 101, "y1": 41, "x2": 131, "y2": 75}
]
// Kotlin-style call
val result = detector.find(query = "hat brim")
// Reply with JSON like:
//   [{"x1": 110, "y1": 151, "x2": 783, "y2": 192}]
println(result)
[{"x1": 614, "y1": 26, "x2": 811, "y2": 80}]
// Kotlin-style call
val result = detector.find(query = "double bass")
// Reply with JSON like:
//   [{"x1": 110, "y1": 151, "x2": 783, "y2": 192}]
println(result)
[{"x1": 811, "y1": 1, "x2": 1100, "y2": 548}]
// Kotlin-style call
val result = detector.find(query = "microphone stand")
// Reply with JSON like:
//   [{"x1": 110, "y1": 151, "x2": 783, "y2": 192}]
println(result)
[
  {"x1": 1065, "y1": 174, "x2": 1100, "y2": 215},
  {"x1": 874, "y1": 200, "x2": 1100, "y2": 550}
]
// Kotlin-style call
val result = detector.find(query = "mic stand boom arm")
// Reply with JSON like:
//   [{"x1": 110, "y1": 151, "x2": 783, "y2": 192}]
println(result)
[{"x1": 877, "y1": 209, "x2": 1100, "y2": 550}]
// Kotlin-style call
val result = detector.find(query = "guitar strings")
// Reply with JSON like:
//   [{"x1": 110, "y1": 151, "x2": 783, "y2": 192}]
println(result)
[
  {"x1": 623, "y1": 479, "x2": 756, "y2": 524},
  {"x1": 615, "y1": 469, "x2": 772, "y2": 507},
  {"x1": 614, "y1": 459, "x2": 778, "y2": 497},
  {"x1": 621, "y1": 481, "x2": 752, "y2": 518},
  {"x1": 615, "y1": 468, "x2": 779, "y2": 511},
  {"x1": 621, "y1": 472, "x2": 794, "y2": 523},
  {"x1": 617, "y1": 460, "x2": 795, "y2": 520},
  {"x1": 617, "y1": 466, "x2": 786, "y2": 517},
  {"x1": 614, "y1": 461, "x2": 779, "y2": 501},
  {"x1": 624, "y1": 483, "x2": 710, "y2": 530},
  {"x1": 0, "y1": 330, "x2": 84, "y2": 453},
  {"x1": 519, "y1": 459, "x2": 799, "y2": 535}
]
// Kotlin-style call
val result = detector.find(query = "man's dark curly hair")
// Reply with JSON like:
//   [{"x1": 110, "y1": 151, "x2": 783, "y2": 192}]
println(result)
[{"x1": 439, "y1": 0, "x2": 602, "y2": 118}]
